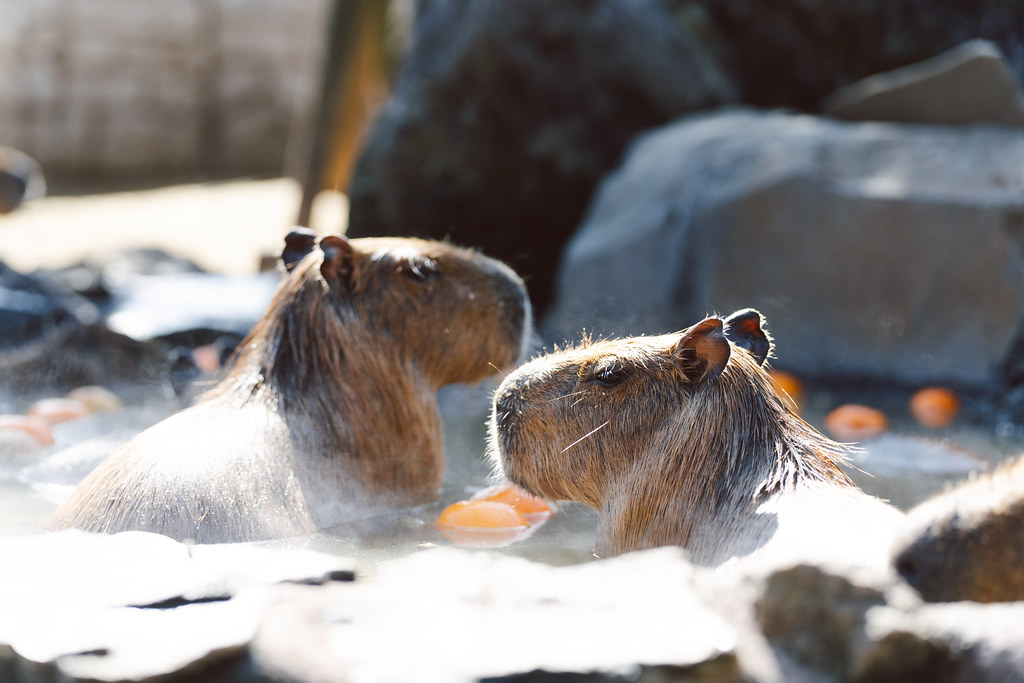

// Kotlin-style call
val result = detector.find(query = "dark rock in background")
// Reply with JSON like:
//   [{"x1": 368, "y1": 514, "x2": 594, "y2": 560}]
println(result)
[
  {"x1": 684, "y1": 0, "x2": 1024, "y2": 111},
  {"x1": 544, "y1": 109, "x2": 1024, "y2": 388},
  {"x1": 348, "y1": 0, "x2": 1024, "y2": 313},
  {"x1": 0, "y1": 147, "x2": 45, "y2": 214},
  {"x1": 0, "y1": 251, "x2": 277, "y2": 398},
  {"x1": 347, "y1": 0, "x2": 736, "y2": 312},
  {"x1": 0, "y1": 261, "x2": 79, "y2": 352}
]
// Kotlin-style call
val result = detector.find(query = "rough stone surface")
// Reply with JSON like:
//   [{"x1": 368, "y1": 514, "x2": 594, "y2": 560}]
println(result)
[
  {"x1": 251, "y1": 548, "x2": 740, "y2": 683},
  {"x1": 545, "y1": 109, "x2": 1024, "y2": 388},
  {"x1": 756, "y1": 563, "x2": 888, "y2": 676},
  {"x1": 0, "y1": 532, "x2": 1021, "y2": 682},
  {"x1": 347, "y1": 0, "x2": 736, "y2": 312},
  {"x1": 823, "y1": 40, "x2": 1024, "y2": 126},
  {"x1": 0, "y1": 530, "x2": 354, "y2": 682},
  {"x1": 860, "y1": 602, "x2": 1024, "y2": 682}
]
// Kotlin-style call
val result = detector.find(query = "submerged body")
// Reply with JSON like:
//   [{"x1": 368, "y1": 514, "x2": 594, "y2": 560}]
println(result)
[
  {"x1": 490, "y1": 309, "x2": 902, "y2": 570},
  {"x1": 50, "y1": 232, "x2": 530, "y2": 543}
]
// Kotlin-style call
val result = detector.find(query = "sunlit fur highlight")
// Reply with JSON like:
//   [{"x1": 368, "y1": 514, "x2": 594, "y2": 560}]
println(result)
[{"x1": 50, "y1": 236, "x2": 529, "y2": 543}]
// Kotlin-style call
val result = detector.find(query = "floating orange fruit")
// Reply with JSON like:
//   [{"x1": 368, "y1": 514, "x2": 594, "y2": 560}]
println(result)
[
  {"x1": 191, "y1": 344, "x2": 222, "y2": 374},
  {"x1": 909, "y1": 387, "x2": 959, "y2": 429},
  {"x1": 437, "y1": 500, "x2": 528, "y2": 529},
  {"x1": 471, "y1": 483, "x2": 552, "y2": 523},
  {"x1": 28, "y1": 397, "x2": 90, "y2": 425},
  {"x1": 436, "y1": 500, "x2": 531, "y2": 548},
  {"x1": 769, "y1": 370, "x2": 804, "y2": 410},
  {"x1": 823, "y1": 404, "x2": 888, "y2": 442},
  {"x1": 0, "y1": 414, "x2": 55, "y2": 446}
]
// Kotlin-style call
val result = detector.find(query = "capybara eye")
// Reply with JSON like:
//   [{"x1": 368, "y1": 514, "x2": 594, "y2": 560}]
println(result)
[
  {"x1": 585, "y1": 360, "x2": 628, "y2": 388},
  {"x1": 398, "y1": 257, "x2": 441, "y2": 281}
]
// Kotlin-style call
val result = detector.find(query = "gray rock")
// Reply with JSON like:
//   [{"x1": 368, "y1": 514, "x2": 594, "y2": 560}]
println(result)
[
  {"x1": 756, "y1": 563, "x2": 888, "y2": 676},
  {"x1": 859, "y1": 602, "x2": 1024, "y2": 682},
  {"x1": 823, "y1": 40, "x2": 1024, "y2": 126},
  {"x1": 545, "y1": 109, "x2": 1024, "y2": 388},
  {"x1": 347, "y1": 0, "x2": 736, "y2": 313},
  {"x1": 0, "y1": 530, "x2": 353, "y2": 682},
  {"x1": 251, "y1": 547, "x2": 741, "y2": 683}
]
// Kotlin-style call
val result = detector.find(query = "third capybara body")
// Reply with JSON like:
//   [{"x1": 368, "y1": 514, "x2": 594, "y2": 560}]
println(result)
[
  {"x1": 49, "y1": 231, "x2": 530, "y2": 543},
  {"x1": 490, "y1": 309, "x2": 903, "y2": 570},
  {"x1": 894, "y1": 454, "x2": 1024, "y2": 602}
]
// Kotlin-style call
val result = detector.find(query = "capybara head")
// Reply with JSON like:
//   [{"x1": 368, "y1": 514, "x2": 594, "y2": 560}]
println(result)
[
  {"x1": 489, "y1": 309, "x2": 849, "y2": 512},
  {"x1": 243, "y1": 229, "x2": 530, "y2": 400},
  {"x1": 894, "y1": 455, "x2": 1024, "y2": 603}
]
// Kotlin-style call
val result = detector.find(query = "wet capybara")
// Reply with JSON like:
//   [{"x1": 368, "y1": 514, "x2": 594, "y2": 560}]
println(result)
[
  {"x1": 489, "y1": 309, "x2": 903, "y2": 569},
  {"x1": 49, "y1": 231, "x2": 530, "y2": 543},
  {"x1": 894, "y1": 454, "x2": 1024, "y2": 602}
]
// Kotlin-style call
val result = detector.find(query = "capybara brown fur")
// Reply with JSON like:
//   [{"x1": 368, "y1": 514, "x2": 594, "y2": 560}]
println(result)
[
  {"x1": 49, "y1": 231, "x2": 530, "y2": 543},
  {"x1": 489, "y1": 309, "x2": 903, "y2": 569},
  {"x1": 894, "y1": 454, "x2": 1024, "y2": 602}
]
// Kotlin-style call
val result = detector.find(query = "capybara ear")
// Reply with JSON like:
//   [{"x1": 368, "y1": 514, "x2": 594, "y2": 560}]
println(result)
[
  {"x1": 674, "y1": 317, "x2": 731, "y2": 382},
  {"x1": 318, "y1": 234, "x2": 356, "y2": 285},
  {"x1": 724, "y1": 308, "x2": 773, "y2": 366},
  {"x1": 281, "y1": 227, "x2": 317, "y2": 272}
]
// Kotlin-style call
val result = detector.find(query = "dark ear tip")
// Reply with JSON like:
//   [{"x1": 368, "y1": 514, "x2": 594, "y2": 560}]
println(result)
[
  {"x1": 281, "y1": 227, "x2": 318, "y2": 272},
  {"x1": 724, "y1": 308, "x2": 773, "y2": 365},
  {"x1": 726, "y1": 308, "x2": 764, "y2": 326},
  {"x1": 285, "y1": 226, "x2": 316, "y2": 243}
]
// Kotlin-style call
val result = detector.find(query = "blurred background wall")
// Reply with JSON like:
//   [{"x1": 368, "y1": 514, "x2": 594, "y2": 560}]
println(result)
[{"x1": 0, "y1": 0, "x2": 331, "y2": 189}]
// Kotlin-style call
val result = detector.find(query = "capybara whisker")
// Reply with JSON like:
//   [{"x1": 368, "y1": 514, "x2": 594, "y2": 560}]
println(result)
[
  {"x1": 488, "y1": 308, "x2": 903, "y2": 570},
  {"x1": 49, "y1": 232, "x2": 530, "y2": 544},
  {"x1": 561, "y1": 421, "x2": 610, "y2": 453}
]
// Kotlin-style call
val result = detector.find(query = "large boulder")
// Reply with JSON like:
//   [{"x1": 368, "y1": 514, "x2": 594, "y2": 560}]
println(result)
[
  {"x1": 545, "y1": 109, "x2": 1024, "y2": 387},
  {"x1": 347, "y1": 0, "x2": 736, "y2": 312}
]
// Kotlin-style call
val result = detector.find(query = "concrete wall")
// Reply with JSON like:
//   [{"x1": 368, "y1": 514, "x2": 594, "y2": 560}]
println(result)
[{"x1": 0, "y1": 0, "x2": 330, "y2": 179}]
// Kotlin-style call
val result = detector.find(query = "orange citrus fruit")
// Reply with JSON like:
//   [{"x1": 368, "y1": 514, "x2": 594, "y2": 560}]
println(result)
[
  {"x1": 823, "y1": 404, "x2": 888, "y2": 442},
  {"x1": 909, "y1": 387, "x2": 959, "y2": 429}
]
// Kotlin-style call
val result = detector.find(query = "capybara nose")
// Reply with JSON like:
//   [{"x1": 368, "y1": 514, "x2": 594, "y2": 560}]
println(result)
[{"x1": 494, "y1": 388, "x2": 523, "y2": 431}]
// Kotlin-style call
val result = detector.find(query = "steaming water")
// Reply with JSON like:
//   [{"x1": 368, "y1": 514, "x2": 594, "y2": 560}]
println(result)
[
  {"x1": 0, "y1": 383, "x2": 600, "y2": 571},
  {"x1": 1, "y1": 382, "x2": 1020, "y2": 572}
]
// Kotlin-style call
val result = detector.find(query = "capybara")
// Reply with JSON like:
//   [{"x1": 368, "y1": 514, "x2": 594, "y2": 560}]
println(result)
[
  {"x1": 49, "y1": 230, "x2": 529, "y2": 543},
  {"x1": 894, "y1": 454, "x2": 1024, "y2": 602},
  {"x1": 489, "y1": 309, "x2": 903, "y2": 569}
]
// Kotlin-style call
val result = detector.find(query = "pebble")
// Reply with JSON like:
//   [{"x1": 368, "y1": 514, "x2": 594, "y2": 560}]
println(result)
[
  {"x1": 0, "y1": 414, "x2": 55, "y2": 446},
  {"x1": 65, "y1": 385, "x2": 124, "y2": 413},
  {"x1": 28, "y1": 397, "x2": 91, "y2": 425}
]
